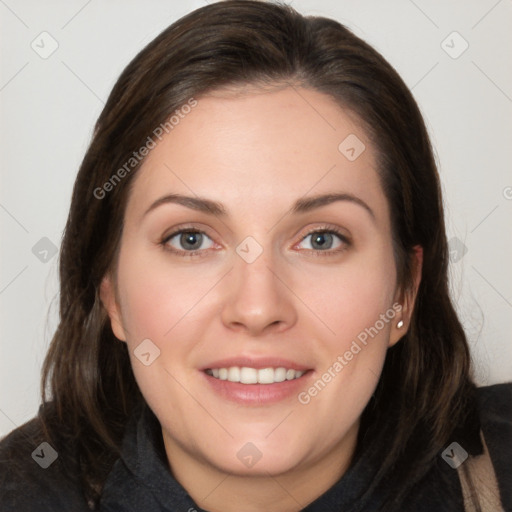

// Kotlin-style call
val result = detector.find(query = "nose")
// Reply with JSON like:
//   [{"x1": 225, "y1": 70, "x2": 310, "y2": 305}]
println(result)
[{"x1": 220, "y1": 247, "x2": 298, "y2": 336}]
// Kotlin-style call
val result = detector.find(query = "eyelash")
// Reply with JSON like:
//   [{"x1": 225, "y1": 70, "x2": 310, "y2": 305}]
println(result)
[
  {"x1": 160, "y1": 226, "x2": 215, "y2": 258},
  {"x1": 159, "y1": 224, "x2": 351, "y2": 258},
  {"x1": 300, "y1": 226, "x2": 351, "y2": 257}
]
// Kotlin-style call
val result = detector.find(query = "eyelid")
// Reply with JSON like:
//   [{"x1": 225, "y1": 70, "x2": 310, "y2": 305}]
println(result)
[
  {"x1": 159, "y1": 222, "x2": 351, "y2": 257},
  {"x1": 161, "y1": 223, "x2": 216, "y2": 243},
  {"x1": 294, "y1": 223, "x2": 351, "y2": 244},
  {"x1": 160, "y1": 223, "x2": 220, "y2": 258},
  {"x1": 291, "y1": 224, "x2": 351, "y2": 254}
]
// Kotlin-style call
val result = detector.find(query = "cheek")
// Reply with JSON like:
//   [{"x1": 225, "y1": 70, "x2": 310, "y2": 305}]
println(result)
[
  {"x1": 296, "y1": 248, "x2": 397, "y2": 416},
  {"x1": 295, "y1": 272, "x2": 396, "y2": 441},
  {"x1": 114, "y1": 247, "x2": 207, "y2": 412},
  {"x1": 115, "y1": 242, "x2": 218, "y2": 344},
  {"x1": 297, "y1": 247, "x2": 397, "y2": 345}
]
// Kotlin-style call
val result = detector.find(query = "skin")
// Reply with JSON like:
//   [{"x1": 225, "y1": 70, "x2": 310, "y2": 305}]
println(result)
[{"x1": 101, "y1": 85, "x2": 422, "y2": 512}]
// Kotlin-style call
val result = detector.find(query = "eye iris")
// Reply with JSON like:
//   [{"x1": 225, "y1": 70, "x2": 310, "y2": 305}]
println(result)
[
  {"x1": 180, "y1": 232, "x2": 202, "y2": 250},
  {"x1": 311, "y1": 232, "x2": 333, "y2": 250}
]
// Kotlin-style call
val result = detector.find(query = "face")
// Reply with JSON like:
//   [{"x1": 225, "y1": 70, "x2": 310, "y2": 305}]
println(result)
[{"x1": 101, "y1": 85, "x2": 416, "y2": 478}]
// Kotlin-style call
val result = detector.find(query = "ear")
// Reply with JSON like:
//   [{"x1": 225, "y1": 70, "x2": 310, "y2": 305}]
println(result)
[
  {"x1": 99, "y1": 274, "x2": 127, "y2": 342},
  {"x1": 388, "y1": 245, "x2": 423, "y2": 347}
]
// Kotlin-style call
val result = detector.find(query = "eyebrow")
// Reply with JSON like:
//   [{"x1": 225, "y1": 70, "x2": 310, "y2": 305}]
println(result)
[
  {"x1": 292, "y1": 193, "x2": 375, "y2": 220},
  {"x1": 143, "y1": 192, "x2": 375, "y2": 220},
  {"x1": 144, "y1": 194, "x2": 227, "y2": 217}
]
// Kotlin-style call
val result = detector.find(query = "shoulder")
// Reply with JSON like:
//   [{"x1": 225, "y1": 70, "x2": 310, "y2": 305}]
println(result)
[
  {"x1": 476, "y1": 381, "x2": 512, "y2": 418},
  {"x1": 0, "y1": 408, "x2": 91, "y2": 512},
  {"x1": 476, "y1": 381, "x2": 512, "y2": 509},
  {"x1": 477, "y1": 381, "x2": 512, "y2": 439}
]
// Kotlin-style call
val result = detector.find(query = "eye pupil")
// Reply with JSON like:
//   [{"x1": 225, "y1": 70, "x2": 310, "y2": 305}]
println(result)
[
  {"x1": 311, "y1": 232, "x2": 333, "y2": 250},
  {"x1": 181, "y1": 232, "x2": 202, "y2": 250}
]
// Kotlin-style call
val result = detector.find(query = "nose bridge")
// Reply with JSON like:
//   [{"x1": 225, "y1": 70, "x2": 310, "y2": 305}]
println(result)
[
  {"x1": 220, "y1": 237, "x2": 297, "y2": 334},
  {"x1": 234, "y1": 233, "x2": 278, "y2": 286},
  {"x1": 237, "y1": 243, "x2": 277, "y2": 295},
  {"x1": 234, "y1": 239, "x2": 282, "y2": 310}
]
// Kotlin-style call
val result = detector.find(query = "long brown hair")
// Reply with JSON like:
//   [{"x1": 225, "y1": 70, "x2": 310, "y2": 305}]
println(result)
[{"x1": 34, "y1": 1, "x2": 475, "y2": 508}]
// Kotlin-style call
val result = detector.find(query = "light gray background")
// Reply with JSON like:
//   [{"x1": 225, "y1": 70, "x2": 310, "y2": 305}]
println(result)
[{"x1": 1, "y1": 0, "x2": 511, "y2": 438}]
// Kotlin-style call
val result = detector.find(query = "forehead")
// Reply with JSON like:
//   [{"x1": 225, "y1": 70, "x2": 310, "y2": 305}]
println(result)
[{"x1": 126, "y1": 86, "x2": 388, "y2": 221}]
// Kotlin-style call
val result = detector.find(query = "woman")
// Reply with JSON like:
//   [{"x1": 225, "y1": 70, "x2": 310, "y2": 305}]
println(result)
[{"x1": 1, "y1": 1, "x2": 510, "y2": 511}]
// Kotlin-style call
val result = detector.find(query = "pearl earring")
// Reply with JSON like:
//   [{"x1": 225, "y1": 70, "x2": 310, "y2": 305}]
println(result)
[{"x1": 397, "y1": 320, "x2": 404, "y2": 329}]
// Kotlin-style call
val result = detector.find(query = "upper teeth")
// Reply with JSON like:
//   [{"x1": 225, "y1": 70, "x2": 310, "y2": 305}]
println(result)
[{"x1": 206, "y1": 367, "x2": 305, "y2": 384}]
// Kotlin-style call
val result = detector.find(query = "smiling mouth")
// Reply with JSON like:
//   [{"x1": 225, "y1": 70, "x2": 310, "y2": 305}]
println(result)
[{"x1": 205, "y1": 366, "x2": 306, "y2": 384}]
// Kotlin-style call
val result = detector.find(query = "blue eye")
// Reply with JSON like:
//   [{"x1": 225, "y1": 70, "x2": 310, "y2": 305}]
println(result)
[
  {"x1": 163, "y1": 230, "x2": 214, "y2": 253},
  {"x1": 160, "y1": 226, "x2": 350, "y2": 258},
  {"x1": 297, "y1": 230, "x2": 348, "y2": 252}
]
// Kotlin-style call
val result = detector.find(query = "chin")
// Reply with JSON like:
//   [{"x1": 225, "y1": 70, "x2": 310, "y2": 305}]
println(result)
[
  {"x1": 211, "y1": 450, "x2": 302, "y2": 477},
  {"x1": 200, "y1": 434, "x2": 306, "y2": 476}
]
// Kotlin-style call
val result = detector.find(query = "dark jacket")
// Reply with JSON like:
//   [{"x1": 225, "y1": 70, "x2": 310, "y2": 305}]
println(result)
[{"x1": 1, "y1": 383, "x2": 511, "y2": 511}]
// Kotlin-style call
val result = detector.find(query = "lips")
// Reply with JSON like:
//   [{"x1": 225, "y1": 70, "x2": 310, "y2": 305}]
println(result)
[
  {"x1": 201, "y1": 356, "x2": 311, "y2": 373},
  {"x1": 200, "y1": 357, "x2": 313, "y2": 404}
]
